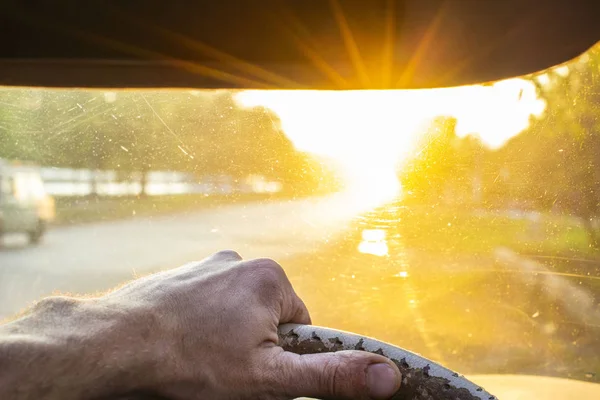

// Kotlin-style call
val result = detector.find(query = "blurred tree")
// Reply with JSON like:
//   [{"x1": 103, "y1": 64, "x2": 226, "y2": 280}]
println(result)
[
  {"x1": 400, "y1": 116, "x2": 492, "y2": 207},
  {"x1": 42, "y1": 90, "x2": 124, "y2": 196},
  {"x1": 101, "y1": 92, "x2": 192, "y2": 196},
  {"x1": 179, "y1": 93, "x2": 298, "y2": 179},
  {"x1": 0, "y1": 88, "x2": 340, "y2": 198},
  {"x1": 401, "y1": 116, "x2": 460, "y2": 204},
  {"x1": 0, "y1": 88, "x2": 47, "y2": 162},
  {"x1": 495, "y1": 48, "x2": 600, "y2": 246}
]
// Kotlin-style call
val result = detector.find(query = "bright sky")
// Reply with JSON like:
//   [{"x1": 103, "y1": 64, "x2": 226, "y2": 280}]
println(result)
[{"x1": 235, "y1": 78, "x2": 546, "y2": 204}]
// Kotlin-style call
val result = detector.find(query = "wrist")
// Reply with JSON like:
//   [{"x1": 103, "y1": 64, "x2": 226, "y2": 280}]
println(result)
[
  {"x1": 0, "y1": 296, "x2": 161, "y2": 399},
  {"x1": 90, "y1": 296, "x2": 174, "y2": 394},
  {"x1": 75, "y1": 297, "x2": 167, "y2": 396},
  {"x1": 0, "y1": 296, "x2": 94, "y2": 399},
  {"x1": 96, "y1": 295, "x2": 211, "y2": 398}
]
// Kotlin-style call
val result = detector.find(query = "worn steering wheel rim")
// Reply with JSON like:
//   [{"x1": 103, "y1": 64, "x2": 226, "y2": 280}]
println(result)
[{"x1": 278, "y1": 324, "x2": 497, "y2": 400}]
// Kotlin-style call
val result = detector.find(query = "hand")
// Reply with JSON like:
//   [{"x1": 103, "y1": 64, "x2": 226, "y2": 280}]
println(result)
[{"x1": 0, "y1": 250, "x2": 402, "y2": 400}]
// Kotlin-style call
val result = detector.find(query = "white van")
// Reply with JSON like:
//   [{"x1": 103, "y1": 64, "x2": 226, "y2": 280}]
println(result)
[{"x1": 0, "y1": 159, "x2": 55, "y2": 244}]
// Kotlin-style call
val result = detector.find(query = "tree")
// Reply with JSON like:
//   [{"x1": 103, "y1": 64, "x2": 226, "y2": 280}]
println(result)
[
  {"x1": 0, "y1": 88, "x2": 342, "y2": 198},
  {"x1": 0, "y1": 88, "x2": 48, "y2": 162},
  {"x1": 100, "y1": 92, "x2": 193, "y2": 196},
  {"x1": 171, "y1": 91, "x2": 333, "y2": 191},
  {"x1": 494, "y1": 47, "x2": 600, "y2": 246},
  {"x1": 401, "y1": 116, "x2": 458, "y2": 203}
]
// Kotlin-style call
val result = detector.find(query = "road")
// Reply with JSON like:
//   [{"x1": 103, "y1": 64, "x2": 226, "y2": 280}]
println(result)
[
  {"x1": 2, "y1": 193, "x2": 600, "y2": 392},
  {"x1": 0, "y1": 193, "x2": 370, "y2": 320}
]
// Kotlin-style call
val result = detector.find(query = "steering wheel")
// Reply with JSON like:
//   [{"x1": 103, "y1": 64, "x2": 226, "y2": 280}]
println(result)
[
  {"x1": 113, "y1": 325, "x2": 497, "y2": 400},
  {"x1": 278, "y1": 324, "x2": 497, "y2": 400}
]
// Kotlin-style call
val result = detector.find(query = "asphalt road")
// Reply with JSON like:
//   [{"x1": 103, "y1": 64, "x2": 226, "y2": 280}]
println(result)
[
  {"x1": 0, "y1": 193, "x2": 370, "y2": 320},
  {"x1": 2, "y1": 193, "x2": 600, "y2": 394}
]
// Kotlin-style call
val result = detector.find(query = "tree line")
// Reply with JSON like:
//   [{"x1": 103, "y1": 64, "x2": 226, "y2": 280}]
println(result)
[
  {"x1": 0, "y1": 89, "x2": 341, "y2": 196},
  {"x1": 399, "y1": 45, "x2": 600, "y2": 246}
]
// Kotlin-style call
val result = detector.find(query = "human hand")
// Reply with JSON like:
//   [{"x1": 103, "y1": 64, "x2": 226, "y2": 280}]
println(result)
[
  {"x1": 0, "y1": 250, "x2": 401, "y2": 400},
  {"x1": 101, "y1": 250, "x2": 402, "y2": 399}
]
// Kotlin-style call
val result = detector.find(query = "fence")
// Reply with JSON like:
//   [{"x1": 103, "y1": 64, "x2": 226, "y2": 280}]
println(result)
[{"x1": 40, "y1": 167, "x2": 282, "y2": 197}]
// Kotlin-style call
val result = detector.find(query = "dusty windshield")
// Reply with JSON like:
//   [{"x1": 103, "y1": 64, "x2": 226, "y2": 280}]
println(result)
[{"x1": 1, "y1": 46, "x2": 600, "y2": 388}]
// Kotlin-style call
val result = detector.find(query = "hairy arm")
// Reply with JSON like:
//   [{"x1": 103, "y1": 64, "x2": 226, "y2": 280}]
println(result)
[
  {"x1": 0, "y1": 297, "x2": 156, "y2": 400},
  {"x1": 0, "y1": 251, "x2": 400, "y2": 400}
]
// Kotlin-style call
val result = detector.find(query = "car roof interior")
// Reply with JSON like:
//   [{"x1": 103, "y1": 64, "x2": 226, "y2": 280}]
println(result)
[{"x1": 1, "y1": 0, "x2": 600, "y2": 89}]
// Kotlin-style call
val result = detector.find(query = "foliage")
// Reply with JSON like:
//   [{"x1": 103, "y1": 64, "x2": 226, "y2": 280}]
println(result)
[
  {"x1": 400, "y1": 116, "x2": 485, "y2": 206},
  {"x1": 495, "y1": 49, "x2": 600, "y2": 245},
  {"x1": 398, "y1": 45, "x2": 600, "y2": 247},
  {"x1": 0, "y1": 89, "x2": 340, "y2": 196}
]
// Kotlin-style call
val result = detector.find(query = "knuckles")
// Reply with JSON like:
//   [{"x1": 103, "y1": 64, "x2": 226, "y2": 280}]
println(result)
[
  {"x1": 123, "y1": 252, "x2": 291, "y2": 309},
  {"x1": 241, "y1": 258, "x2": 287, "y2": 287},
  {"x1": 213, "y1": 249, "x2": 243, "y2": 261},
  {"x1": 235, "y1": 258, "x2": 291, "y2": 306}
]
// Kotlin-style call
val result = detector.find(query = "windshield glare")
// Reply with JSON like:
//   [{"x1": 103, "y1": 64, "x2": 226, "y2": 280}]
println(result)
[{"x1": 1, "y1": 45, "x2": 600, "y2": 391}]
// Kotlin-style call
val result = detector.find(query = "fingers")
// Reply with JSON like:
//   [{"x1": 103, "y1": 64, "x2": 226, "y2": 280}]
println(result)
[
  {"x1": 193, "y1": 251, "x2": 312, "y2": 325},
  {"x1": 286, "y1": 295, "x2": 311, "y2": 325},
  {"x1": 269, "y1": 350, "x2": 402, "y2": 400},
  {"x1": 243, "y1": 257, "x2": 312, "y2": 325}
]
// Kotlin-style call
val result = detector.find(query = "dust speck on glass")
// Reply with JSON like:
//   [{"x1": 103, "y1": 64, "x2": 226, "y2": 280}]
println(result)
[{"x1": 1, "y1": 43, "x2": 600, "y2": 392}]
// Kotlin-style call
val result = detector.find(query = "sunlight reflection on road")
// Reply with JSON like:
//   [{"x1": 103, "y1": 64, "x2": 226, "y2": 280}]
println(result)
[{"x1": 358, "y1": 229, "x2": 389, "y2": 256}]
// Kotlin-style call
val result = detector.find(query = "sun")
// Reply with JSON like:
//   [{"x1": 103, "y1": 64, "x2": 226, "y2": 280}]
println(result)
[{"x1": 235, "y1": 80, "x2": 545, "y2": 206}]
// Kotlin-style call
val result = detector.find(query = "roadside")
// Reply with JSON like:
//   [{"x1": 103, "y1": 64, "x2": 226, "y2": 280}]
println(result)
[
  {"x1": 52, "y1": 191, "x2": 304, "y2": 226},
  {"x1": 395, "y1": 205, "x2": 600, "y2": 258},
  {"x1": 281, "y1": 202, "x2": 600, "y2": 382},
  {"x1": 399, "y1": 205, "x2": 600, "y2": 289}
]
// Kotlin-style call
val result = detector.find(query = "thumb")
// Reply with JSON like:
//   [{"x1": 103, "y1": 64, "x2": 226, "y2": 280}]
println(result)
[{"x1": 272, "y1": 350, "x2": 402, "y2": 400}]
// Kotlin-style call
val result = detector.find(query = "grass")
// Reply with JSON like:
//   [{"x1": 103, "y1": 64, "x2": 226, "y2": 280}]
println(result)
[
  {"x1": 393, "y1": 205, "x2": 600, "y2": 297},
  {"x1": 395, "y1": 206, "x2": 599, "y2": 259},
  {"x1": 52, "y1": 192, "x2": 284, "y2": 226},
  {"x1": 282, "y1": 203, "x2": 600, "y2": 380}
]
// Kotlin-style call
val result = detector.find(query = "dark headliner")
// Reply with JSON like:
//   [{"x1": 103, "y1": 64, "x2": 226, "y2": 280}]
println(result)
[{"x1": 1, "y1": 0, "x2": 599, "y2": 89}]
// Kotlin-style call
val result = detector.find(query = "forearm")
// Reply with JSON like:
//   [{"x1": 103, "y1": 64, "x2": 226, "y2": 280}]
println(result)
[
  {"x1": 0, "y1": 332, "x2": 77, "y2": 399},
  {"x1": 0, "y1": 296, "x2": 150, "y2": 400}
]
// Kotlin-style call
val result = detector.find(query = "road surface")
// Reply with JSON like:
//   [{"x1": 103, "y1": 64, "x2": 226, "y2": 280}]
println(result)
[
  {"x1": 2, "y1": 193, "x2": 600, "y2": 392},
  {"x1": 0, "y1": 193, "x2": 370, "y2": 320}
]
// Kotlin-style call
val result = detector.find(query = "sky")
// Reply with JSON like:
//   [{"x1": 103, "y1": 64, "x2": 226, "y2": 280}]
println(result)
[
  {"x1": 236, "y1": 78, "x2": 545, "y2": 155},
  {"x1": 235, "y1": 78, "x2": 547, "y2": 202}
]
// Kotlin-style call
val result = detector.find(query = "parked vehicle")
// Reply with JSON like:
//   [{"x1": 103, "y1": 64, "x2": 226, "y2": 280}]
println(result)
[{"x1": 0, "y1": 159, "x2": 55, "y2": 244}]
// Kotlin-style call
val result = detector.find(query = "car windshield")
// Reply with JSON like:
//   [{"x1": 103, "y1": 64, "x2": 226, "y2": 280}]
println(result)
[{"x1": 1, "y1": 44, "x2": 600, "y2": 393}]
